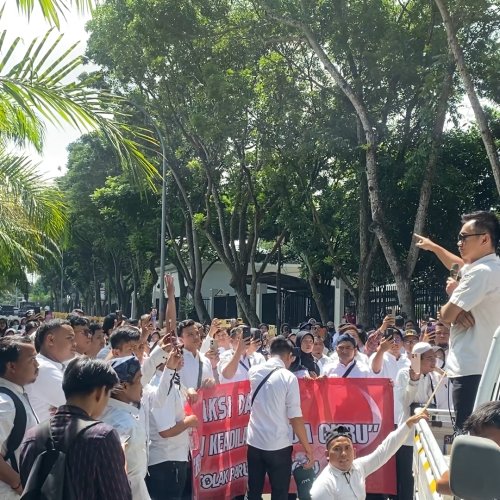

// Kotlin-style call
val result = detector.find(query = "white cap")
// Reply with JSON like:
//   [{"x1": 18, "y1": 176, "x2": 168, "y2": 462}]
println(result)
[{"x1": 412, "y1": 342, "x2": 440, "y2": 356}]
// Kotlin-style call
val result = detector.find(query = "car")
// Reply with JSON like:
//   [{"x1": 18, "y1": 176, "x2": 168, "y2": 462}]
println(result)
[{"x1": 0, "y1": 305, "x2": 16, "y2": 316}]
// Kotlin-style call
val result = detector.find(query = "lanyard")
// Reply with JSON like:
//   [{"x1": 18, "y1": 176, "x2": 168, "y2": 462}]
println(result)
[{"x1": 239, "y1": 356, "x2": 251, "y2": 372}]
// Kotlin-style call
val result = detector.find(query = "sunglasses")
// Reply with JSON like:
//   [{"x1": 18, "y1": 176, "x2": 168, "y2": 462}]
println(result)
[{"x1": 457, "y1": 232, "x2": 485, "y2": 242}]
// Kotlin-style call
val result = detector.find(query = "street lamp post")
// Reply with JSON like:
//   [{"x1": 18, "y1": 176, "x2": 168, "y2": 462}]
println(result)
[
  {"x1": 130, "y1": 101, "x2": 168, "y2": 328},
  {"x1": 60, "y1": 251, "x2": 64, "y2": 312}
]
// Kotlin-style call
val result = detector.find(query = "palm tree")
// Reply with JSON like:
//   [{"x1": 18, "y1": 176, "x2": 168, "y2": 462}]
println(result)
[{"x1": 1, "y1": 1, "x2": 158, "y2": 272}]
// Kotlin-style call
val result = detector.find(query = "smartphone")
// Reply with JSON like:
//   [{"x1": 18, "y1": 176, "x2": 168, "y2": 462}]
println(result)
[
  {"x1": 242, "y1": 326, "x2": 251, "y2": 340},
  {"x1": 219, "y1": 319, "x2": 232, "y2": 329},
  {"x1": 209, "y1": 339, "x2": 219, "y2": 351},
  {"x1": 383, "y1": 327, "x2": 396, "y2": 341},
  {"x1": 410, "y1": 352, "x2": 421, "y2": 374},
  {"x1": 268, "y1": 325, "x2": 277, "y2": 337},
  {"x1": 251, "y1": 328, "x2": 262, "y2": 342},
  {"x1": 44, "y1": 311, "x2": 53, "y2": 321}
]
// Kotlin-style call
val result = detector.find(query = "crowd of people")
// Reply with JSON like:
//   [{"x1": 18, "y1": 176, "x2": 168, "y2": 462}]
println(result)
[{"x1": 0, "y1": 210, "x2": 499, "y2": 500}]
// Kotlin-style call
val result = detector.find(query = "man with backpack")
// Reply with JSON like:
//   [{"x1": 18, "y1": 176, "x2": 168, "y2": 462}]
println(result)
[
  {"x1": 0, "y1": 335, "x2": 39, "y2": 499},
  {"x1": 19, "y1": 356, "x2": 132, "y2": 500}
]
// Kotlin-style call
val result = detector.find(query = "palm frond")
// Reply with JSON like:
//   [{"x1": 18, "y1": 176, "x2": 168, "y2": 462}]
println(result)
[
  {"x1": 0, "y1": 29, "x2": 160, "y2": 187},
  {"x1": 0, "y1": 149, "x2": 67, "y2": 267},
  {"x1": 15, "y1": 0, "x2": 94, "y2": 29}
]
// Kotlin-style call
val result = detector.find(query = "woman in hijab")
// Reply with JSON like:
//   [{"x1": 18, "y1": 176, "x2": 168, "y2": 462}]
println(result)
[{"x1": 289, "y1": 330, "x2": 320, "y2": 378}]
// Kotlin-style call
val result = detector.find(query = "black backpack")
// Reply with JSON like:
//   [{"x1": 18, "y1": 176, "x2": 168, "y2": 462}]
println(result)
[
  {"x1": 0, "y1": 387, "x2": 27, "y2": 473},
  {"x1": 21, "y1": 418, "x2": 99, "y2": 500}
]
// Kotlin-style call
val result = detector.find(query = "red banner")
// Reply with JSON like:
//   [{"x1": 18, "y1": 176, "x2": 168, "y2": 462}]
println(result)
[{"x1": 191, "y1": 378, "x2": 395, "y2": 499}]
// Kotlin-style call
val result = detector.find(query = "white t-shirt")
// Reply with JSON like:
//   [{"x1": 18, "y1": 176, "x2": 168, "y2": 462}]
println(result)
[
  {"x1": 447, "y1": 253, "x2": 500, "y2": 377},
  {"x1": 322, "y1": 359, "x2": 373, "y2": 378},
  {"x1": 25, "y1": 353, "x2": 67, "y2": 423},
  {"x1": 0, "y1": 378, "x2": 39, "y2": 500},
  {"x1": 217, "y1": 351, "x2": 265, "y2": 384},
  {"x1": 310, "y1": 423, "x2": 411, "y2": 500},
  {"x1": 149, "y1": 370, "x2": 190, "y2": 465},
  {"x1": 178, "y1": 350, "x2": 213, "y2": 390},
  {"x1": 247, "y1": 357, "x2": 302, "y2": 451}
]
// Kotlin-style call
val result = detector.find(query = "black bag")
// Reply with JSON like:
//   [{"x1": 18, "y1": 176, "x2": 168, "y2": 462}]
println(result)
[
  {"x1": 0, "y1": 387, "x2": 27, "y2": 473},
  {"x1": 293, "y1": 465, "x2": 315, "y2": 499},
  {"x1": 21, "y1": 418, "x2": 99, "y2": 500}
]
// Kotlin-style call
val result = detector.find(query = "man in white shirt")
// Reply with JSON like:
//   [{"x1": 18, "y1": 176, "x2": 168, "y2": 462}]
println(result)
[
  {"x1": 217, "y1": 327, "x2": 265, "y2": 384},
  {"x1": 394, "y1": 342, "x2": 452, "y2": 500},
  {"x1": 0, "y1": 335, "x2": 39, "y2": 499},
  {"x1": 101, "y1": 356, "x2": 149, "y2": 500},
  {"x1": 310, "y1": 412, "x2": 427, "y2": 500},
  {"x1": 322, "y1": 334, "x2": 373, "y2": 378},
  {"x1": 177, "y1": 319, "x2": 215, "y2": 392},
  {"x1": 312, "y1": 336, "x2": 332, "y2": 372},
  {"x1": 370, "y1": 328, "x2": 409, "y2": 382},
  {"x1": 247, "y1": 336, "x2": 313, "y2": 500},
  {"x1": 26, "y1": 319, "x2": 76, "y2": 422},
  {"x1": 440, "y1": 211, "x2": 500, "y2": 429},
  {"x1": 147, "y1": 350, "x2": 199, "y2": 500}
]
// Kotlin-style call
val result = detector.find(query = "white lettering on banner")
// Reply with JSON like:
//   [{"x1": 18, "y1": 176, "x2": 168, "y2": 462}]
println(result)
[
  {"x1": 202, "y1": 395, "x2": 233, "y2": 422},
  {"x1": 200, "y1": 462, "x2": 248, "y2": 489},
  {"x1": 292, "y1": 423, "x2": 313, "y2": 444},
  {"x1": 317, "y1": 423, "x2": 381, "y2": 445},
  {"x1": 237, "y1": 393, "x2": 251, "y2": 415},
  {"x1": 208, "y1": 427, "x2": 247, "y2": 455}
]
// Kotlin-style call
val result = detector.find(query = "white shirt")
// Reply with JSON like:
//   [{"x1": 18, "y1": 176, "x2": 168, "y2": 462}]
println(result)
[
  {"x1": 314, "y1": 355, "x2": 334, "y2": 372},
  {"x1": 329, "y1": 351, "x2": 370, "y2": 367},
  {"x1": 0, "y1": 378, "x2": 39, "y2": 500},
  {"x1": 25, "y1": 353, "x2": 67, "y2": 423},
  {"x1": 394, "y1": 367, "x2": 452, "y2": 446},
  {"x1": 447, "y1": 253, "x2": 500, "y2": 376},
  {"x1": 369, "y1": 351, "x2": 410, "y2": 381},
  {"x1": 322, "y1": 359, "x2": 373, "y2": 378},
  {"x1": 247, "y1": 357, "x2": 302, "y2": 451},
  {"x1": 217, "y1": 351, "x2": 266, "y2": 384},
  {"x1": 141, "y1": 346, "x2": 168, "y2": 386},
  {"x1": 178, "y1": 350, "x2": 213, "y2": 390},
  {"x1": 100, "y1": 398, "x2": 150, "y2": 500},
  {"x1": 148, "y1": 370, "x2": 190, "y2": 465},
  {"x1": 310, "y1": 423, "x2": 411, "y2": 500}
]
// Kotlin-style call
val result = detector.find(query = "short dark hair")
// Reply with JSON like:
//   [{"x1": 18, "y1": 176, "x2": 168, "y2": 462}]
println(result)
[
  {"x1": 109, "y1": 326, "x2": 141, "y2": 349},
  {"x1": 177, "y1": 319, "x2": 195, "y2": 336},
  {"x1": 269, "y1": 335, "x2": 294, "y2": 356},
  {"x1": 63, "y1": 356, "x2": 118, "y2": 398},
  {"x1": 25, "y1": 321, "x2": 39, "y2": 336},
  {"x1": 102, "y1": 313, "x2": 117, "y2": 334},
  {"x1": 35, "y1": 319, "x2": 71, "y2": 352},
  {"x1": 89, "y1": 323, "x2": 103, "y2": 336},
  {"x1": 462, "y1": 211, "x2": 500, "y2": 249},
  {"x1": 0, "y1": 335, "x2": 33, "y2": 376},
  {"x1": 463, "y1": 401, "x2": 500, "y2": 434},
  {"x1": 66, "y1": 314, "x2": 90, "y2": 328}
]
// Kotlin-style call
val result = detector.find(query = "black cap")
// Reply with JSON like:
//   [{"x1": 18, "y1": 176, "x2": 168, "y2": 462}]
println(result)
[{"x1": 325, "y1": 425, "x2": 353, "y2": 449}]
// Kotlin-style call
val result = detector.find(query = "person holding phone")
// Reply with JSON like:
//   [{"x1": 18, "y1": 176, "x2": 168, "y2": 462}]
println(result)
[
  {"x1": 393, "y1": 342, "x2": 453, "y2": 500},
  {"x1": 217, "y1": 327, "x2": 264, "y2": 384}
]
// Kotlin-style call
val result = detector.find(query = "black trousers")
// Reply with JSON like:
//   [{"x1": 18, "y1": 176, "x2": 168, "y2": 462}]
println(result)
[
  {"x1": 247, "y1": 445, "x2": 292, "y2": 500},
  {"x1": 146, "y1": 461, "x2": 188, "y2": 500},
  {"x1": 451, "y1": 375, "x2": 482, "y2": 431},
  {"x1": 394, "y1": 445, "x2": 414, "y2": 500}
]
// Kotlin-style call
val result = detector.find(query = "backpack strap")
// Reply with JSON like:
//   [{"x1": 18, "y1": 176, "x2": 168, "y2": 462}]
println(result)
[
  {"x1": 342, "y1": 360, "x2": 357, "y2": 378},
  {"x1": 251, "y1": 367, "x2": 281, "y2": 406},
  {"x1": 0, "y1": 387, "x2": 27, "y2": 473}
]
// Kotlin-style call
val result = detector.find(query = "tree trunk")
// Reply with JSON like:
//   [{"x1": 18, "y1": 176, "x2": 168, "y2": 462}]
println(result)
[
  {"x1": 393, "y1": 272, "x2": 415, "y2": 320},
  {"x1": 307, "y1": 274, "x2": 329, "y2": 324},
  {"x1": 230, "y1": 274, "x2": 260, "y2": 326},
  {"x1": 193, "y1": 285, "x2": 210, "y2": 323},
  {"x1": 434, "y1": 0, "x2": 500, "y2": 195}
]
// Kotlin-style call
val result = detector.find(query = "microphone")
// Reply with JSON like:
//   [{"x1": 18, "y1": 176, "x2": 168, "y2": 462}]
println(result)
[{"x1": 450, "y1": 263, "x2": 460, "y2": 281}]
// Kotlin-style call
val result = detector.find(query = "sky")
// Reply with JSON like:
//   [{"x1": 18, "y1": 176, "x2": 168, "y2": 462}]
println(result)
[{"x1": 5, "y1": 2, "x2": 91, "y2": 179}]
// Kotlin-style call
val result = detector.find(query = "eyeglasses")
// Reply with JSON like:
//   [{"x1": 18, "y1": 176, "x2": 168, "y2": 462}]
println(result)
[{"x1": 457, "y1": 233, "x2": 486, "y2": 242}]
